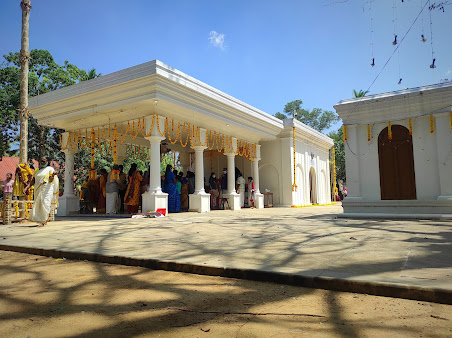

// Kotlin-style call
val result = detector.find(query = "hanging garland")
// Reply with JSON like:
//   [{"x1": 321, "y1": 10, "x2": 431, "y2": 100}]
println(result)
[{"x1": 59, "y1": 114, "x2": 258, "y2": 163}]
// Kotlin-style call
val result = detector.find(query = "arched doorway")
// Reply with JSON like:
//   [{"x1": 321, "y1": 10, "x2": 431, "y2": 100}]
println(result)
[
  {"x1": 309, "y1": 167, "x2": 317, "y2": 204},
  {"x1": 378, "y1": 125, "x2": 416, "y2": 200}
]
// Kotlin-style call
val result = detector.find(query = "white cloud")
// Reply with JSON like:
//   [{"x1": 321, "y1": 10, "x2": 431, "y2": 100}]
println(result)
[
  {"x1": 208, "y1": 31, "x2": 225, "y2": 50},
  {"x1": 446, "y1": 68, "x2": 452, "y2": 76}
]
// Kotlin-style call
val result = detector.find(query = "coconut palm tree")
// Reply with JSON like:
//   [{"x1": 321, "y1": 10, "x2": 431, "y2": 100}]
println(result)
[
  {"x1": 81, "y1": 68, "x2": 101, "y2": 81},
  {"x1": 353, "y1": 89, "x2": 369, "y2": 98},
  {"x1": 19, "y1": 0, "x2": 31, "y2": 164}
]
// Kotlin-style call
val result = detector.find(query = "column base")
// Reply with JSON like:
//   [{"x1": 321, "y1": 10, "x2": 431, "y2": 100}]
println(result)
[
  {"x1": 142, "y1": 192, "x2": 168, "y2": 213},
  {"x1": 189, "y1": 192, "x2": 211, "y2": 213},
  {"x1": 254, "y1": 192, "x2": 264, "y2": 209},
  {"x1": 224, "y1": 193, "x2": 241, "y2": 211},
  {"x1": 59, "y1": 195, "x2": 79, "y2": 216},
  {"x1": 437, "y1": 195, "x2": 452, "y2": 201}
]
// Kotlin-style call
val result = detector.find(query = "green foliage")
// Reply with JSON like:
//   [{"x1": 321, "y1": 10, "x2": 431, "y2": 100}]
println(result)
[
  {"x1": 274, "y1": 100, "x2": 339, "y2": 133},
  {"x1": 0, "y1": 49, "x2": 100, "y2": 159},
  {"x1": 160, "y1": 152, "x2": 182, "y2": 173},
  {"x1": 328, "y1": 127, "x2": 346, "y2": 182},
  {"x1": 353, "y1": 89, "x2": 369, "y2": 98}
]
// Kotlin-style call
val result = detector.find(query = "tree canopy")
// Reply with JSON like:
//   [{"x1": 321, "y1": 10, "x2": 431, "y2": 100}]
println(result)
[
  {"x1": 0, "y1": 49, "x2": 100, "y2": 160},
  {"x1": 274, "y1": 99, "x2": 339, "y2": 133}
]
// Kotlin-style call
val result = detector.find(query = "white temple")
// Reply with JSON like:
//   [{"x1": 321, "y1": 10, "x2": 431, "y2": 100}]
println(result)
[
  {"x1": 335, "y1": 82, "x2": 452, "y2": 218},
  {"x1": 29, "y1": 60, "x2": 333, "y2": 215}
]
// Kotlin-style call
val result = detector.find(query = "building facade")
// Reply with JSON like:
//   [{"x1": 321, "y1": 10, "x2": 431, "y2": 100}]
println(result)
[
  {"x1": 29, "y1": 60, "x2": 333, "y2": 215},
  {"x1": 334, "y1": 82, "x2": 452, "y2": 217}
]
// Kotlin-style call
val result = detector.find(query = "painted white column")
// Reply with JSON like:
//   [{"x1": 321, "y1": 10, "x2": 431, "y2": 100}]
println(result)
[
  {"x1": 194, "y1": 146, "x2": 206, "y2": 193},
  {"x1": 252, "y1": 156, "x2": 264, "y2": 209},
  {"x1": 224, "y1": 137, "x2": 241, "y2": 210},
  {"x1": 63, "y1": 149, "x2": 75, "y2": 197},
  {"x1": 59, "y1": 133, "x2": 79, "y2": 216},
  {"x1": 189, "y1": 128, "x2": 210, "y2": 212},
  {"x1": 253, "y1": 144, "x2": 264, "y2": 208},
  {"x1": 435, "y1": 112, "x2": 452, "y2": 200},
  {"x1": 142, "y1": 116, "x2": 168, "y2": 213},
  {"x1": 344, "y1": 125, "x2": 362, "y2": 201},
  {"x1": 147, "y1": 135, "x2": 165, "y2": 194},
  {"x1": 227, "y1": 153, "x2": 236, "y2": 194}
]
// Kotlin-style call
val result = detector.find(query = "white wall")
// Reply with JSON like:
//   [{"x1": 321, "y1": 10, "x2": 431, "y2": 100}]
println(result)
[
  {"x1": 260, "y1": 137, "x2": 332, "y2": 206},
  {"x1": 346, "y1": 116, "x2": 448, "y2": 201}
]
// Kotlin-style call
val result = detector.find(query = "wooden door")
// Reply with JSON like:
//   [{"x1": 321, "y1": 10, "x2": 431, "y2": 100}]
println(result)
[{"x1": 378, "y1": 125, "x2": 416, "y2": 200}]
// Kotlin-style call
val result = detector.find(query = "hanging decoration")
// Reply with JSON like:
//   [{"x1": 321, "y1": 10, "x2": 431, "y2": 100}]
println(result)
[
  {"x1": 388, "y1": 121, "x2": 393, "y2": 140},
  {"x1": 292, "y1": 124, "x2": 297, "y2": 192},
  {"x1": 369, "y1": 0, "x2": 375, "y2": 67},
  {"x1": 409, "y1": 118, "x2": 413, "y2": 135},
  {"x1": 59, "y1": 114, "x2": 258, "y2": 173},
  {"x1": 367, "y1": 124, "x2": 371, "y2": 142},
  {"x1": 430, "y1": 115, "x2": 435, "y2": 133},
  {"x1": 428, "y1": 0, "x2": 436, "y2": 69},
  {"x1": 332, "y1": 147, "x2": 338, "y2": 196},
  {"x1": 343, "y1": 125, "x2": 347, "y2": 142}
]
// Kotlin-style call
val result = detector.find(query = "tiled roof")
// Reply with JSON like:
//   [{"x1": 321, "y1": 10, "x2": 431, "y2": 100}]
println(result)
[{"x1": 0, "y1": 157, "x2": 60, "y2": 182}]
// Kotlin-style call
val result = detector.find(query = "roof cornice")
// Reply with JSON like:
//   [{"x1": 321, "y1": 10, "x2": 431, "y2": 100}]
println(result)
[{"x1": 334, "y1": 82, "x2": 452, "y2": 125}]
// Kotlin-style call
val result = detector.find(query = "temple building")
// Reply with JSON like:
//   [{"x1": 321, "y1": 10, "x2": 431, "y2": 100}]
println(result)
[
  {"x1": 29, "y1": 60, "x2": 333, "y2": 215},
  {"x1": 335, "y1": 82, "x2": 452, "y2": 217}
]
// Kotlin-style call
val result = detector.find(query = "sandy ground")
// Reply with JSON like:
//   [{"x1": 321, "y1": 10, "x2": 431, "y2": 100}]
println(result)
[{"x1": 0, "y1": 250, "x2": 451, "y2": 338}]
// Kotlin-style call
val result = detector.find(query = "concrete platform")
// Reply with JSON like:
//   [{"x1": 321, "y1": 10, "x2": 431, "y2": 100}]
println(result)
[{"x1": 1, "y1": 204, "x2": 451, "y2": 304}]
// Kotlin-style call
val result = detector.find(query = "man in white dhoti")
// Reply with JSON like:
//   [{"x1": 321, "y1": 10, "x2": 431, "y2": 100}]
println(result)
[
  {"x1": 25, "y1": 157, "x2": 59, "y2": 227},
  {"x1": 236, "y1": 173, "x2": 246, "y2": 208},
  {"x1": 106, "y1": 165, "x2": 120, "y2": 214}
]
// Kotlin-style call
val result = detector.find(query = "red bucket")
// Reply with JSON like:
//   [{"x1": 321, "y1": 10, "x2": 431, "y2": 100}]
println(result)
[{"x1": 156, "y1": 208, "x2": 166, "y2": 216}]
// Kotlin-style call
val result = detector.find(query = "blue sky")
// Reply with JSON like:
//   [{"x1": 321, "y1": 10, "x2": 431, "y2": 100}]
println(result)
[{"x1": 1, "y1": 0, "x2": 451, "y2": 134}]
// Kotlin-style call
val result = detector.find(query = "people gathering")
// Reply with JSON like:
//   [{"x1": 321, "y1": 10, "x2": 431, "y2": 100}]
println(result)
[{"x1": 2, "y1": 157, "x2": 259, "y2": 228}]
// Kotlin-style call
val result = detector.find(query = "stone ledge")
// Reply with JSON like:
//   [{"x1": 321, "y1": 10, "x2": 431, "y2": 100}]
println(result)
[{"x1": 1, "y1": 244, "x2": 451, "y2": 305}]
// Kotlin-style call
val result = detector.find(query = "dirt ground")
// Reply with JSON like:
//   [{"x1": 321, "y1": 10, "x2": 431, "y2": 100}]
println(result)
[{"x1": 0, "y1": 250, "x2": 451, "y2": 338}]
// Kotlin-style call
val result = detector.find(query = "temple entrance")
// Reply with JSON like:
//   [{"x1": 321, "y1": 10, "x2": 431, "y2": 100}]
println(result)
[
  {"x1": 309, "y1": 167, "x2": 317, "y2": 204},
  {"x1": 378, "y1": 125, "x2": 416, "y2": 200}
]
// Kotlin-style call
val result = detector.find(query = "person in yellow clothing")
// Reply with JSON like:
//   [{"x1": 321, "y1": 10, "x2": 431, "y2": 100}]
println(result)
[
  {"x1": 97, "y1": 169, "x2": 108, "y2": 214},
  {"x1": 13, "y1": 163, "x2": 33, "y2": 200},
  {"x1": 124, "y1": 163, "x2": 142, "y2": 214}
]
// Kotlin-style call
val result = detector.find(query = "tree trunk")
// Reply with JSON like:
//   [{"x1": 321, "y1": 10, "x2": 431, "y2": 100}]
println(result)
[
  {"x1": 19, "y1": 0, "x2": 31, "y2": 164},
  {"x1": 38, "y1": 124, "x2": 45, "y2": 160}
]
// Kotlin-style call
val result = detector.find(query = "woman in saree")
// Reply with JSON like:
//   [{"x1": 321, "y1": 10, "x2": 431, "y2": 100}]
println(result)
[
  {"x1": 163, "y1": 164, "x2": 180, "y2": 213},
  {"x1": 97, "y1": 168, "x2": 108, "y2": 214},
  {"x1": 24, "y1": 157, "x2": 59, "y2": 227},
  {"x1": 180, "y1": 172, "x2": 189, "y2": 211},
  {"x1": 124, "y1": 163, "x2": 143, "y2": 214}
]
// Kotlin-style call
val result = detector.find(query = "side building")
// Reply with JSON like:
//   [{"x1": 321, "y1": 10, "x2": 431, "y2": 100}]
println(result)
[{"x1": 334, "y1": 82, "x2": 452, "y2": 217}]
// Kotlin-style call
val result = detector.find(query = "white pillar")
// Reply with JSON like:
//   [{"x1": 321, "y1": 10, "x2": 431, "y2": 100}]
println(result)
[
  {"x1": 435, "y1": 112, "x2": 452, "y2": 200},
  {"x1": 147, "y1": 135, "x2": 165, "y2": 194},
  {"x1": 344, "y1": 125, "x2": 362, "y2": 201},
  {"x1": 189, "y1": 129, "x2": 210, "y2": 212},
  {"x1": 142, "y1": 116, "x2": 168, "y2": 213},
  {"x1": 194, "y1": 146, "x2": 206, "y2": 193},
  {"x1": 59, "y1": 132, "x2": 79, "y2": 216},
  {"x1": 223, "y1": 138, "x2": 241, "y2": 210},
  {"x1": 227, "y1": 153, "x2": 236, "y2": 194},
  {"x1": 252, "y1": 145, "x2": 264, "y2": 209}
]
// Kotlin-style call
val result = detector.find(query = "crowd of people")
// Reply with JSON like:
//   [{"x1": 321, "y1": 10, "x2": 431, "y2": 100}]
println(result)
[
  {"x1": 2, "y1": 159, "x2": 259, "y2": 227},
  {"x1": 1, "y1": 157, "x2": 59, "y2": 227},
  {"x1": 208, "y1": 167, "x2": 255, "y2": 209}
]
